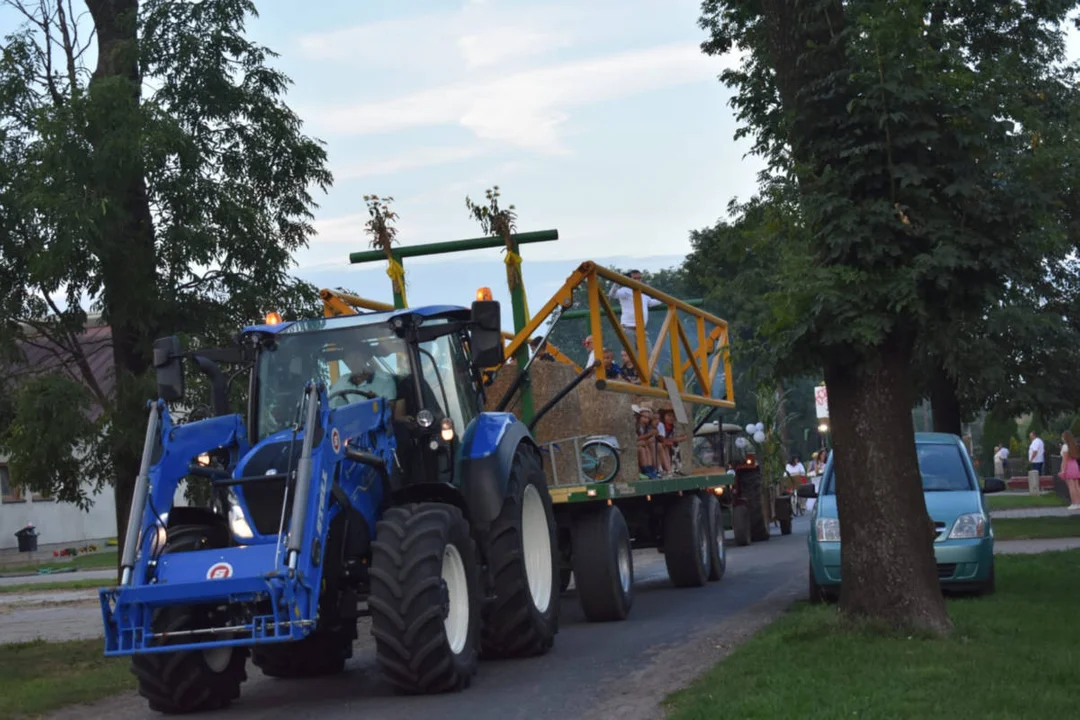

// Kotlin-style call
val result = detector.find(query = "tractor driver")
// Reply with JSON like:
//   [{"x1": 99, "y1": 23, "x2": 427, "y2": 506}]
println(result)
[{"x1": 329, "y1": 340, "x2": 398, "y2": 409}]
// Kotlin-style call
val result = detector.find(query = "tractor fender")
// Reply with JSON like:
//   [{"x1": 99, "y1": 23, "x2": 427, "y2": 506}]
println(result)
[{"x1": 458, "y1": 412, "x2": 538, "y2": 529}]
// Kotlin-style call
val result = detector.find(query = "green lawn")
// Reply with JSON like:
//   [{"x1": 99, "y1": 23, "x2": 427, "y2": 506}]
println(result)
[
  {"x1": 986, "y1": 493, "x2": 1066, "y2": 511},
  {"x1": 665, "y1": 550, "x2": 1080, "y2": 719},
  {"x1": 0, "y1": 639, "x2": 133, "y2": 720},
  {"x1": 0, "y1": 549, "x2": 117, "y2": 577},
  {"x1": 0, "y1": 578, "x2": 110, "y2": 595},
  {"x1": 993, "y1": 516, "x2": 1080, "y2": 540}
]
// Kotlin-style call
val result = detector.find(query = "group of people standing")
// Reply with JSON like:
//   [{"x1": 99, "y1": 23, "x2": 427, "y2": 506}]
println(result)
[{"x1": 995, "y1": 430, "x2": 1080, "y2": 511}]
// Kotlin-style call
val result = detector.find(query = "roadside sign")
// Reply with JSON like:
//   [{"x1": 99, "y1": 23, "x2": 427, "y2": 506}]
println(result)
[{"x1": 814, "y1": 385, "x2": 829, "y2": 419}]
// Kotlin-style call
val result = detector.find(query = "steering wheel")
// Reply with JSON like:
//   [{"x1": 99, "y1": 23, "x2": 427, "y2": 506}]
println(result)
[{"x1": 328, "y1": 387, "x2": 378, "y2": 403}]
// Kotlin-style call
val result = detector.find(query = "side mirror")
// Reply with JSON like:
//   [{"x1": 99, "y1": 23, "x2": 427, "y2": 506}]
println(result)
[
  {"x1": 982, "y1": 477, "x2": 1007, "y2": 494},
  {"x1": 796, "y1": 484, "x2": 818, "y2": 499},
  {"x1": 152, "y1": 336, "x2": 185, "y2": 403},
  {"x1": 469, "y1": 300, "x2": 503, "y2": 368}
]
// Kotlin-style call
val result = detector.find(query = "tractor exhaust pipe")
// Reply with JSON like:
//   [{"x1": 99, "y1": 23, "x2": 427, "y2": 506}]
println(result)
[
  {"x1": 120, "y1": 403, "x2": 162, "y2": 586},
  {"x1": 286, "y1": 384, "x2": 321, "y2": 575}
]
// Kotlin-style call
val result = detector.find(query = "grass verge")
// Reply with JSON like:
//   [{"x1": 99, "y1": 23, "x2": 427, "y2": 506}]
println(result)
[
  {"x1": 986, "y1": 493, "x2": 1066, "y2": 511},
  {"x1": 0, "y1": 578, "x2": 109, "y2": 595},
  {"x1": 0, "y1": 549, "x2": 117, "y2": 577},
  {"x1": 664, "y1": 550, "x2": 1080, "y2": 719},
  {"x1": 0, "y1": 639, "x2": 132, "y2": 719},
  {"x1": 993, "y1": 516, "x2": 1080, "y2": 540}
]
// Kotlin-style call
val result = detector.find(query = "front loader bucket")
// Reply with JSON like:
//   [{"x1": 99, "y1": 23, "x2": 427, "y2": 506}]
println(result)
[{"x1": 100, "y1": 543, "x2": 317, "y2": 657}]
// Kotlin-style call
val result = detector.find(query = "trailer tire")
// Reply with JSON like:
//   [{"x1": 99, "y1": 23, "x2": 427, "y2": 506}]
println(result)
[
  {"x1": 131, "y1": 524, "x2": 248, "y2": 714},
  {"x1": 480, "y1": 447, "x2": 560, "y2": 659},
  {"x1": 704, "y1": 494, "x2": 726, "y2": 582},
  {"x1": 369, "y1": 503, "x2": 480, "y2": 693},
  {"x1": 740, "y1": 468, "x2": 770, "y2": 542},
  {"x1": 732, "y1": 504, "x2": 751, "y2": 546},
  {"x1": 571, "y1": 505, "x2": 633, "y2": 622},
  {"x1": 663, "y1": 494, "x2": 709, "y2": 588}
]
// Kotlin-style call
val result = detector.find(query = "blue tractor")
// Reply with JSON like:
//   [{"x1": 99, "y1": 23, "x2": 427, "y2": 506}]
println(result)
[{"x1": 100, "y1": 300, "x2": 560, "y2": 713}]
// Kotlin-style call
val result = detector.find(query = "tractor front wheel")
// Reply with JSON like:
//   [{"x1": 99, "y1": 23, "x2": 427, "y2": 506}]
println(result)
[
  {"x1": 131, "y1": 524, "x2": 248, "y2": 714},
  {"x1": 480, "y1": 446, "x2": 560, "y2": 658},
  {"x1": 369, "y1": 503, "x2": 481, "y2": 693}
]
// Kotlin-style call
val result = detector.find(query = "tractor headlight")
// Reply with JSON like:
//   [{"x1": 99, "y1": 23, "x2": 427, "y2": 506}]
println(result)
[
  {"x1": 440, "y1": 417, "x2": 454, "y2": 442},
  {"x1": 417, "y1": 409, "x2": 435, "y2": 428},
  {"x1": 226, "y1": 489, "x2": 254, "y2": 540}
]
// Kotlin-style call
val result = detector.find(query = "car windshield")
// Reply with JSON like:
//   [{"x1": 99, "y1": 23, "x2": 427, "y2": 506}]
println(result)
[
  {"x1": 254, "y1": 323, "x2": 408, "y2": 440},
  {"x1": 821, "y1": 442, "x2": 975, "y2": 494}
]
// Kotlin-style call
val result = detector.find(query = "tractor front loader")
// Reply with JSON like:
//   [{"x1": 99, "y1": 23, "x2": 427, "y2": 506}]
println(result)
[{"x1": 100, "y1": 300, "x2": 560, "y2": 714}]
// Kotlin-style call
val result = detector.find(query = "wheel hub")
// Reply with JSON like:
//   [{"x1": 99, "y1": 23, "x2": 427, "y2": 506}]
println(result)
[{"x1": 521, "y1": 484, "x2": 554, "y2": 614}]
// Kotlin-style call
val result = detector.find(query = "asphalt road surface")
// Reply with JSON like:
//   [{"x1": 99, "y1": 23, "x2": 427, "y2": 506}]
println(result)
[{"x1": 46, "y1": 517, "x2": 810, "y2": 720}]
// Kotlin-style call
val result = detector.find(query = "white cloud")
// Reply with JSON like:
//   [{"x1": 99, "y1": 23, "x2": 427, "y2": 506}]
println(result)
[
  {"x1": 334, "y1": 145, "x2": 494, "y2": 181},
  {"x1": 310, "y1": 42, "x2": 734, "y2": 153},
  {"x1": 457, "y1": 27, "x2": 572, "y2": 69}
]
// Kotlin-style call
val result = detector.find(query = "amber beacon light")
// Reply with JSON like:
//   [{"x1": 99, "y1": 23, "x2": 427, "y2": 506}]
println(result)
[
  {"x1": 476, "y1": 286, "x2": 493, "y2": 301},
  {"x1": 265, "y1": 311, "x2": 283, "y2": 325}
]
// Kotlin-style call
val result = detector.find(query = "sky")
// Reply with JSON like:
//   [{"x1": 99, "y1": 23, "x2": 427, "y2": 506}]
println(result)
[{"x1": 239, "y1": 0, "x2": 757, "y2": 318}]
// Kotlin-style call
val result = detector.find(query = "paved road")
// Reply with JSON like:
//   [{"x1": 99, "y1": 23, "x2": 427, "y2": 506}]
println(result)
[
  {"x1": 0, "y1": 568, "x2": 115, "y2": 587},
  {"x1": 43, "y1": 518, "x2": 812, "y2": 720}
]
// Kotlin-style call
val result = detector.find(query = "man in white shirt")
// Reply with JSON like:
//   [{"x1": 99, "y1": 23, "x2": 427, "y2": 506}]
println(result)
[
  {"x1": 328, "y1": 342, "x2": 398, "y2": 409},
  {"x1": 1028, "y1": 431, "x2": 1045, "y2": 474},
  {"x1": 609, "y1": 269, "x2": 663, "y2": 346}
]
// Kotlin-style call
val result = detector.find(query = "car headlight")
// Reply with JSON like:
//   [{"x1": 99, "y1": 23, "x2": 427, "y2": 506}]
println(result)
[
  {"x1": 815, "y1": 518, "x2": 841, "y2": 542},
  {"x1": 949, "y1": 513, "x2": 986, "y2": 539}
]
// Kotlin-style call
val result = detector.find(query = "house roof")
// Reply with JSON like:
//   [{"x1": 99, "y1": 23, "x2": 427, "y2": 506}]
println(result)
[{"x1": 3, "y1": 321, "x2": 115, "y2": 421}]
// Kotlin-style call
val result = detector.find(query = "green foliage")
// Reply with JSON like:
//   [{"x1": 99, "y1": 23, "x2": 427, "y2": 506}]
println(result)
[
  {"x1": 0, "y1": 0, "x2": 331, "y2": 504},
  {"x1": 465, "y1": 185, "x2": 517, "y2": 240}
]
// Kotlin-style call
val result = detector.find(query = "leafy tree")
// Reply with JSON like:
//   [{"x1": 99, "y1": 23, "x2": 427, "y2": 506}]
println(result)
[
  {"x1": 698, "y1": 0, "x2": 1080, "y2": 633},
  {"x1": 0, "y1": 0, "x2": 331, "y2": 561}
]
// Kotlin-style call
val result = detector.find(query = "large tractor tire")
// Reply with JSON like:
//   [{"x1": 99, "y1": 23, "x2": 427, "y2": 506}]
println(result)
[
  {"x1": 571, "y1": 505, "x2": 633, "y2": 622},
  {"x1": 131, "y1": 524, "x2": 249, "y2": 714},
  {"x1": 732, "y1": 504, "x2": 751, "y2": 546},
  {"x1": 739, "y1": 468, "x2": 770, "y2": 542},
  {"x1": 704, "y1": 493, "x2": 727, "y2": 582},
  {"x1": 369, "y1": 503, "x2": 481, "y2": 693},
  {"x1": 480, "y1": 446, "x2": 560, "y2": 658},
  {"x1": 663, "y1": 494, "x2": 710, "y2": 588}
]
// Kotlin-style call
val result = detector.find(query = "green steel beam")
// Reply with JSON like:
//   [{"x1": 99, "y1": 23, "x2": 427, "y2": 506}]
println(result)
[{"x1": 348, "y1": 229, "x2": 559, "y2": 264}]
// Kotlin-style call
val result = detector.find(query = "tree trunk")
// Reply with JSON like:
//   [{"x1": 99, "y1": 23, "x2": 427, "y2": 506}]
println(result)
[
  {"x1": 824, "y1": 333, "x2": 952, "y2": 635},
  {"x1": 86, "y1": 0, "x2": 159, "y2": 573},
  {"x1": 929, "y1": 365, "x2": 963, "y2": 436}
]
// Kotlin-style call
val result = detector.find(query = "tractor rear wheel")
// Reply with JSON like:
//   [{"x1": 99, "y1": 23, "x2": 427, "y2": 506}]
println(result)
[
  {"x1": 740, "y1": 467, "x2": 770, "y2": 542},
  {"x1": 663, "y1": 494, "x2": 710, "y2": 588},
  {"x1": 480, "y1": 446, "x2": 560, "y2": 658},
  {"x1": 571, "y1": 504, "x2": 633, "y2": 621},
  {"x1": 369, "y1": 503, "x2": 480, "y2": 693},
  {"x1": 732, "y1": 504, "x2": 751, "y2": 546},
  {"x1": 704, "y1": 493, "x2": 727, "y2": 582},
  {"x1": 131, "y1": 524, "x2": 248, "y2": 714}
]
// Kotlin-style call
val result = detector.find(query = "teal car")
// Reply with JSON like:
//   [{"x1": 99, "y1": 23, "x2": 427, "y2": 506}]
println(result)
[{"x1": 800, "y1": 433, "x2": 1007, "y2": 601}]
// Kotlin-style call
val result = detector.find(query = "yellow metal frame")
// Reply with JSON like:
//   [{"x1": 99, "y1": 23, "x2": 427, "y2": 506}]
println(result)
[
  {"x1": 316, "y1": 261, "x2": 734, "y2": 410},
  {"x1": 499, "y1": 262, "x2": 734, "y2": 409}
]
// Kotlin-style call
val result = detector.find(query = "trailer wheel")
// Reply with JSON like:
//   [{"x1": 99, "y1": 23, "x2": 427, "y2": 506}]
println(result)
[
  {"x1": 732, "y1": 504, "x2": 751, "y2": 546},
  {"x1": 480, "y1": 446, "x2": 560, "y2": 658},
  {"x1": 704, "y1": 494, "x2": 727, "y2": 582},
  {"x1": 571, "y1": 505, "x2": 633, "y2": 621},
  {"x1": 131, "y1": 524, "x2": 248, "y2": 714},
  {"x1": 369, "y1": 503, "x2": 480, "y2": 693},
  {"x1": 663, "y1": 494, "x2": 709, "y2": 588}
]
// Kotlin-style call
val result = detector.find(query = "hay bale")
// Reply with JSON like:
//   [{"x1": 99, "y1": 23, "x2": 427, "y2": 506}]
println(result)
[{"x1": 577, "y1": 382, "x2": 639, "y2": 484}]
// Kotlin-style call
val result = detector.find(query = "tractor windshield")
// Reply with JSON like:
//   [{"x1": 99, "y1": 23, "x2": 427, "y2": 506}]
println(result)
[{"x1": 254, "y1": 322, "x2": 409, "y2": 440}]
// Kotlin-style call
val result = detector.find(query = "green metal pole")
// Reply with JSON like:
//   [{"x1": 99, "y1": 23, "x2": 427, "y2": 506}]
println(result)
[
  {"x1": 506, "y1": 236, "x2": 535, "y2": 424},
  {"x1": 349, "y1": 230, "x2": 558, "y2": 264}
]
